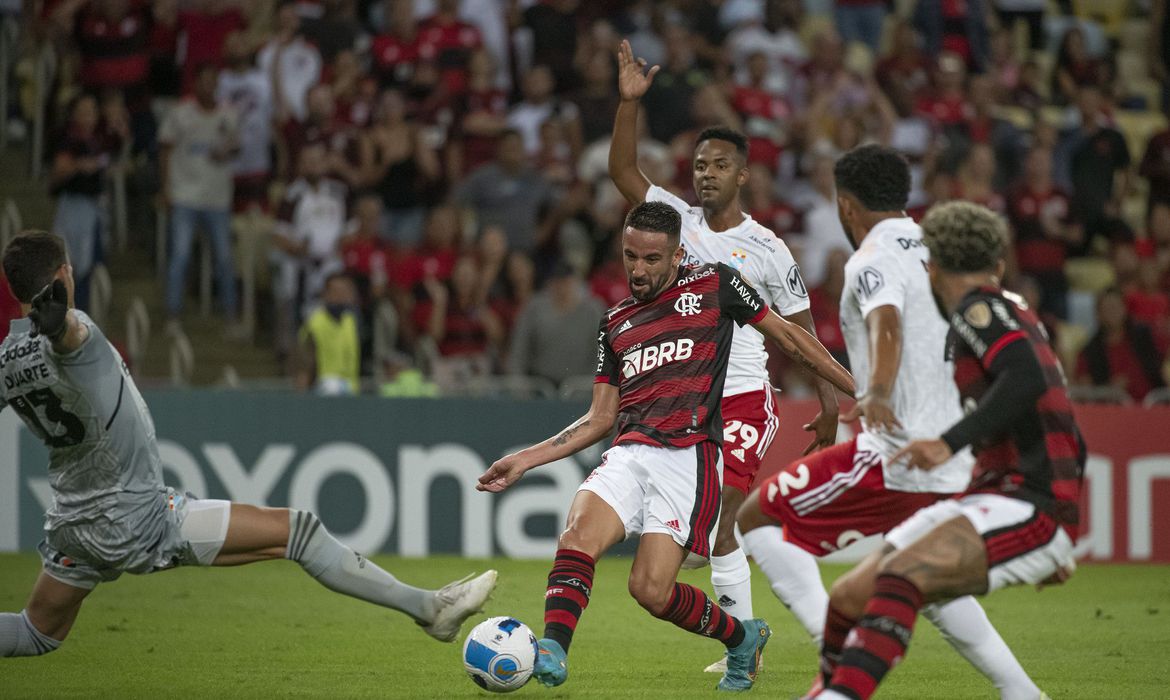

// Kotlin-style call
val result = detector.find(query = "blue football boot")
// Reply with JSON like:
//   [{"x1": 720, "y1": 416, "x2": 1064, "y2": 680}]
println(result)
[
  {"x1": 533, "y1": 638, "x2": 568, "y2": 687},
  {"x1": 718, "y1": 619, "x2": 771, "y2": 692}
]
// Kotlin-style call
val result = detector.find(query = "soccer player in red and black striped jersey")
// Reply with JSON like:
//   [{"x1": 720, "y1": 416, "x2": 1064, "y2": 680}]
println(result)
[
  {"x1": 477, "y1": 201, "x2": 854, "y2": 692},
  {"x1": 812, "y1": 202, "x2": 1084, "y2": 700}
]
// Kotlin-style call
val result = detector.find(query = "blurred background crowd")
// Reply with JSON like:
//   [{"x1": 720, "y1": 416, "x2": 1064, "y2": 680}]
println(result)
[{"x1": 0, "y1": 0, "x2": 1168, "y2": 404}]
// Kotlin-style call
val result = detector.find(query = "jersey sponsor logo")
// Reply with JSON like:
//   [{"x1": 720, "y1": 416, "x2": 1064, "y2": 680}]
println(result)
[
  {"x1": 786, "y1": 264, "x2": 808, "y2": 298},
  {"x1": 729, "y1": 248, "x2": 748, "y2": 271},
  {"x1": 729, "y1": 274, "x2": 762, "y2": 312},
  {"x1": 675, "y1": 292, "x2": 703, "y2": 317},
  {"x1": 677, "y1": 266, "x2": 716, "y2": 287},
  {"x1": 964, "y1": 301, "x2": 991, "y2": 328},
  {"x1": 0, "y1": 339, "x2": 41, "y2": 367},
  {"x1": 896, "y1": 237, "x2": 925, "y2": 250},
  {"x1": 856, "y1": 267, "x2": 884, "y2": 300},
  {"x1": 595, "y1": 329, "x2": 608, "y2": 373},
  {"x1": 621, "y1": 338, "x2": 694, "y2": 378}
]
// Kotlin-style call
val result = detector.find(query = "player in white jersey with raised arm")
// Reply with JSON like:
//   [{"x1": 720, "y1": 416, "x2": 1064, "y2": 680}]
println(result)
[
  {"x1": 735, "y1": 146, "x2": 1051, "y2": 699},
  {"x1": 0, "y1": 231, "x2": 495, "y2": 659},
  {"x1": 608, "y1": 40, "x2": 842, "y2": 673}
]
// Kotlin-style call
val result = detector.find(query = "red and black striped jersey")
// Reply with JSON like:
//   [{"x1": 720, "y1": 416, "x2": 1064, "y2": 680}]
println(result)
[
  {"x1": 595, "y1": 263, "x2": 769, "y2": 449},
  {"x1": 947, "y1": 287, "x2": 1085, "y2": 534}
]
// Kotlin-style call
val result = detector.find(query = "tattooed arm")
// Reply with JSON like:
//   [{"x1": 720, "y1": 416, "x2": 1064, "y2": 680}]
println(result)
[
  {"x1": 477, "y1": 382, "x2": 620, "y2": 493},
  {"x1": 753, "y1": 309, "x2": 856, "y2": 398}
]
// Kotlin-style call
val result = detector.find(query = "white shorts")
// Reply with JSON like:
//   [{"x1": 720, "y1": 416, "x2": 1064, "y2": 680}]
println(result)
[
  {"x1": 579, "y1": 441, "x2": 723, "y2": 561},
  {"x1": 170, "y1": 490, "x2": 232, "y2": 566},
  {"x1": 886, "y1": 493, "x2": 1076, "y2": 593}
]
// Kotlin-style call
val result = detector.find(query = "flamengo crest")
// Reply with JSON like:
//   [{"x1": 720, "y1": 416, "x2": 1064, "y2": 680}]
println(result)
[{"x1": 675, "y1": 292, "x2": 703, "y2": 316}]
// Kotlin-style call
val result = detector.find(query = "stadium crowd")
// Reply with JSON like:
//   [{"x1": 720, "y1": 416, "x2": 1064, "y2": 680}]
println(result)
[{"x1": 2, "y1": 0, "x2": 1169, "y2": 401}]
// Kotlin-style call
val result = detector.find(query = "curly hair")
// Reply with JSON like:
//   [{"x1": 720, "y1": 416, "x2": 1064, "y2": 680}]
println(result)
[
  {"x1": 833, "y1": 144, "x2": 910, "y2": 211},
  {"x1": 625, "y1": 200, "x2": 682, "y2": 245},
  {"x1": 696, "y1": 126, "x2": 749, "y2": 161},
  {"x1": 921, "y1": 201, "x2": 1008, "y2": 273},
  {"x1": 2, "y1": 230, "x2": 66, "y2": 303}
]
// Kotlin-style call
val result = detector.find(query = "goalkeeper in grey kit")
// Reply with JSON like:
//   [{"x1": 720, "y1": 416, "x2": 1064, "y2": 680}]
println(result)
[{"x1": 0, "y1": 230, "x2": 495, "y2": 658}]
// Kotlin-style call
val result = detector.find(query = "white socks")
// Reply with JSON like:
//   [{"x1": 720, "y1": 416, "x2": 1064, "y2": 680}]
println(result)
[
  {"x1": 710, "y1": 548, "x2": 753, "y2": 620},
  {"x1": 0, "y1": 610, "x2": 60, "y2": 657},
  {"x1": 741, "y1": 525, "x2": 828, "y2": 643},
  {"x1": 924, "y1": 597, "x2": 1042, "y2": 700},
  {"x1": 286, "y1": 510, "x2": 436, "y2": 623}
]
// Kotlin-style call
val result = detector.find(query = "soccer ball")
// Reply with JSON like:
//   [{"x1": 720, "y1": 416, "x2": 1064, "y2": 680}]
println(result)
[{"x1": 462, "y1": 616, "x2": 538, "y2": 693}]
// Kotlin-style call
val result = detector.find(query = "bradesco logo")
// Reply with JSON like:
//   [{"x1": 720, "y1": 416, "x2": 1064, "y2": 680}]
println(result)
[{"x1": 621, "y1": 338, "x2": 694, "y2": 378}]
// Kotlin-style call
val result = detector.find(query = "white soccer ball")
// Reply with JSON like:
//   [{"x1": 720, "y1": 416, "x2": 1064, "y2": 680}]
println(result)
[{"x1": 462, "y1": 616, "x2": 537, "y2": 693}]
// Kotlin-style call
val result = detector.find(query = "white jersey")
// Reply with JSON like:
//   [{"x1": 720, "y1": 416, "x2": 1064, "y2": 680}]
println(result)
[
  {"x1": 647, "y1": 185, "x2": 810, "y2": 396},
  {"x1": 217, "y1": 67, "x2": 274, "y2": 176},
  {"x1": 840, "y1": 217, "x2": 972, "y2": 493}
]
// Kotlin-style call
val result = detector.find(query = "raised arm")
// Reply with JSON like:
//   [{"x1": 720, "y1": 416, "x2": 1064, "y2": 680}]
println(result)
[
  {"x1": 477, "y1": 381, "x2": 620, "y2": 493},
  {"x1": 28, "y1": 280, "x2": 89, "y2": 355},
  {"x1": 608, "y1": 39, "x2": 657, "y2": 205},
  {"x1": 752, "y1": 310, "x2": 855, "y2": 398}
]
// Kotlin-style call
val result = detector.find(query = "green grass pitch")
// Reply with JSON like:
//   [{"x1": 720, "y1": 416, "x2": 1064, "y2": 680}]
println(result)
[{"x1": 1, "y1": 553, "x2": 1168, "y2": 698}]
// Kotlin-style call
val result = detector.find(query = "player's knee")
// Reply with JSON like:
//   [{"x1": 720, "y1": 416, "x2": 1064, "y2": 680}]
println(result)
[
  {"x1": 556, "y1": 522, "x2": 602, "y2": 560},
  {"x1": 712, "y1": 527, "x2": 739, "y2": 557},
  {"x1": 827, "y1": 570, "x2": 868, "y2": 618},
  {"x1": 627, "y1": 573, "x2": 672, "y2": 616},
  {"x1": 877, "y1": 549, "x2": 931, "y2": 592}
]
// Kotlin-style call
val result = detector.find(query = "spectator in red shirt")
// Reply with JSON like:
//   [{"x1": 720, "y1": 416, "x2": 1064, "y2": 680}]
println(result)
[
  {"x1": 1076, "y1": 287, "x2": 1166, "y2": 402},
  {"x1": 391, "y1": 203, "x2": 461, "y2": 296},
  {"x1": 339, "y1": 193, "x2": 390, "y2": 306},
  {"x1": 371, "y1": 0, "x2": 422, "y2": 90},
  {"x1": 176, "y1": 0, "x2": 245, "y2": 94},
  {"x1": 807, "y1": 247, "x2": 849, "y2": 368},
  {"x1": 331, "y1": 50, "x2": 378, "y2": 128},
  {"x1": 1125, "y1": 257, "x2": 1170, "y2": 345},
  {"x1": 415, "y1": 254, "x2": 504, "y2": 369},
  {"x1": 1007, "y1": 147, "x2": 1079, "y2": 319},
  {"x1": 876, "y1": 20, "x2": 932, "y2": 101},
  {"x1": 281, "y1": 83, "x2": 365, "y2": 187},
  {"x1": 419, "y1": 0, "x2": 482, "y2": 97},
  {"x1": 957, "y1": 75, "x2": 1026, "y2": 188},
  {"x1": 731, "y1": 51, "x2": 791, "y2": 170},
  {"x1": 916, "y1": 51, "x2": 969, "y2": 128},
  {"x1": 912, "y1": 0, "x2": 990, "y2": 73},
  {"x1": 447, "y1": 48, "x2": 510, "y2": 179}
]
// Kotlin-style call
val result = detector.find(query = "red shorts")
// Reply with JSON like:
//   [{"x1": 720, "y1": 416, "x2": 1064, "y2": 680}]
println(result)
[
  {"x1": 756, "y1": 437, "x2": 945, "y2": 556},
  {"x1": 720, "y1": 387, "x2": 781, "y2": 495}
]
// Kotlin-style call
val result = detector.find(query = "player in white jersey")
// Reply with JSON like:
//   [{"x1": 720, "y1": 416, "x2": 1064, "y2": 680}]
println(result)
[
  {"x1": 608, "y1": 39, "x2": 842, "y2": 673},
  {"x1": 0, "y1": 231, "x2": 495, "y2": 659},
  {"x1": 735, "y1": 146, "x2": 1049, "y2": 699}
]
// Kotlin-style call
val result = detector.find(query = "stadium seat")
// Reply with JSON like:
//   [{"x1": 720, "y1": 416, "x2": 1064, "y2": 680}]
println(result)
[
  {"x1": 125, "y1": 297, "x2": 150, "y2": 377},
  {"x1": 1064, "y1": 257, "x2": 1115, "y2": 293},
  {"x1": 1143, "y1": 387, "x2": 1170, "y2": 407},
  {"x1": 169, "y1": 326, "x2": 194, "y2": 387},
  {"x1": 1068, "y1": 384, "x2": 1133, "y2": 405}
]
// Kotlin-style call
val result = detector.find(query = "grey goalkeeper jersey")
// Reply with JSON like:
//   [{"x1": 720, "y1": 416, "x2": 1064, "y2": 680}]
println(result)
[{"x1": 1, "y1": 312, "x2": 177, "y2": 570}]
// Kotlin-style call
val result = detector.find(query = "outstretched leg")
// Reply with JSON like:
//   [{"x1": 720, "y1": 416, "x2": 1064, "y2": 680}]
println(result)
[
  {"x1": 0, "y1": 572, "x2": 90, "y2": 657},
  {"x1": 206, "y1": 503, "x2": 494, "y2": 641}
]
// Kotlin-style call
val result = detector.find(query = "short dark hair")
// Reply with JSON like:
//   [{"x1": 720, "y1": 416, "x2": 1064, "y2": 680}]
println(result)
[
  {"x1": 2, "y1": 230, "x2": 67, "y2": 303},
  {"x1": 834, "y1": 144, "x2": 911, "y2": 212},
  {"x1": 921, "y1": 201, "x2": 1008, "y2": 273},
  {"x1": 696, "y1": 126, "x2": 749, "y2": 161},
  {"x1": 625, "y1": 201, "x2": 681, "y2": 245}
]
